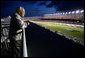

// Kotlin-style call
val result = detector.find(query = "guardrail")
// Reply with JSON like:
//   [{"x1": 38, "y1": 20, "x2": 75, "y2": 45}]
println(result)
[
  {"x1": 1, "y1": 23, "x2": 10, "y2": 49},
  {"x1": 22, "y1": 28, "x2": 28, "y2": 57}
]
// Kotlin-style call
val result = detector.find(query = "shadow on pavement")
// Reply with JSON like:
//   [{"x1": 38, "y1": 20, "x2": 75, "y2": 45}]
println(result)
[{"x1": 25, "y1": 21, "x2": 84, "y2": 57}]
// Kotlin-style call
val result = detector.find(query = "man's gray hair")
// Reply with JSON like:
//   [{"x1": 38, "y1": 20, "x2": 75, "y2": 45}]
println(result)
[{"x1": 16, "y1": 6, "x2": 24, "y2": 13}]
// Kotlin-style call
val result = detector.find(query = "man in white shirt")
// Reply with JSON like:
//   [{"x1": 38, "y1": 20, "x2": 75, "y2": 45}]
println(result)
[{"x1": 9, "y1": 6, "x2": 29, "y2": 57}]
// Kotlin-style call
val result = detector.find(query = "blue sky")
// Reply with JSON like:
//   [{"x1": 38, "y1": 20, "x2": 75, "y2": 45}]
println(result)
[{"x1": 1, "y1": 1, "x2": 84, "y2": 18}]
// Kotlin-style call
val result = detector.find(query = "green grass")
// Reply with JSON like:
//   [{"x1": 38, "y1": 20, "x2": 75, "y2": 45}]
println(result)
[{"x1": 33, "y1": 22, "x2": 84, "y2": 40}]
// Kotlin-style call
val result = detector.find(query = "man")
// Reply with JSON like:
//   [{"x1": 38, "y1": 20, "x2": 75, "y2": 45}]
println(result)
[{"x1": 9, "y1": 6, "x2": 29, "y2": 57}]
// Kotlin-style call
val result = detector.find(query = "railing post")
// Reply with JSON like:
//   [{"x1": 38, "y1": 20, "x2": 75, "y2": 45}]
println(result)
[{"x1": 22, "y1": 28, "x2": 28, "y2": 57}]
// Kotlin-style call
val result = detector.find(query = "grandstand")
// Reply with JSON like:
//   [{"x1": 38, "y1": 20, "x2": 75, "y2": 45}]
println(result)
[{"x1": 43, "y1": 10, "x2": 84, "y2": 21}]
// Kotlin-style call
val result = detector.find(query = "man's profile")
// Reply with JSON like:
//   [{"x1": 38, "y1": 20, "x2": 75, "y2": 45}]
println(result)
[{"x1": 9, "y1": 6, "x2": 29, "y2": 57}]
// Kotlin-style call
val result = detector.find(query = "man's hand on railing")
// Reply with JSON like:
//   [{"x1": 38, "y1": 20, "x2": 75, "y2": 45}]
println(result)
[{"x1": 26, "y1": 22, "x2": 30, "y2": 25}]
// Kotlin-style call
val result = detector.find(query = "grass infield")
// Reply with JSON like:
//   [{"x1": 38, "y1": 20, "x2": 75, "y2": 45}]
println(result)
[{"x1": 32, "y1": 21, "x2": 84, "y2": 40}]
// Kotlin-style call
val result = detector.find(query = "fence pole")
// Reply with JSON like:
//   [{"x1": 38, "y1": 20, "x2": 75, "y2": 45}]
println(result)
[{"x1": 22, "y1": 28, "x2": 28, "y2": 57}]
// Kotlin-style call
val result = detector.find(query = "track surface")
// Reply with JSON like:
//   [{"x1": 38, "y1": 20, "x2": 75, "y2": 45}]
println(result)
[{"x1": 25, "y1": 21, "x2": 84, "y2": 57}]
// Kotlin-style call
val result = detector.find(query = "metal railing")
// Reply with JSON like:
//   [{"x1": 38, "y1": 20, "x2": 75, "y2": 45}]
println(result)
[
  {"x1": 1, "y1": 18, "x2": 28, "y2": 57},
  {"x1": 1, "y1": 23, "x2": 10, "y2": 50},
  {"x1": 22, "y1": 28, "x2": 28, "y2": 57}
]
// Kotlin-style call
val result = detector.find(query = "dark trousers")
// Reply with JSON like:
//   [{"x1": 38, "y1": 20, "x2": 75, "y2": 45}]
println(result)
[{"x1": 9, "y1": 35, "x2": 21, "y2": 57}]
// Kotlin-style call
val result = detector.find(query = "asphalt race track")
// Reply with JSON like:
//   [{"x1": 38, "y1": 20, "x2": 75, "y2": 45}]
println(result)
[{"x1": 25, "y1": 21, "x2": 84, "y2": 57}]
